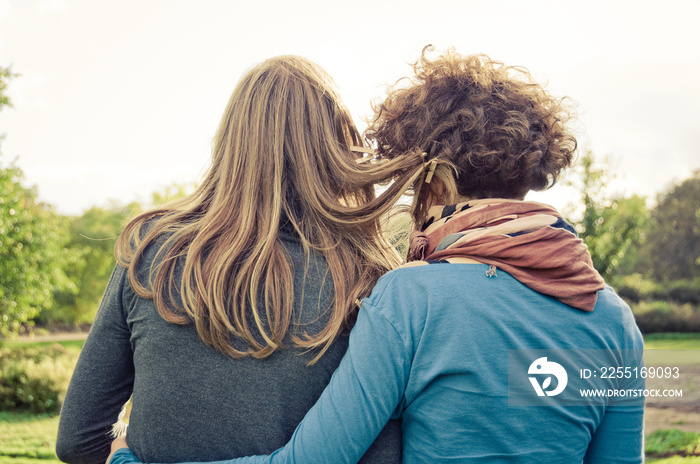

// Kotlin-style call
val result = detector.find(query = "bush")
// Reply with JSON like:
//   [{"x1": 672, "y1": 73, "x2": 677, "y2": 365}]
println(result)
[
  {"x1": 611, "y1": 275, "x2": 700, "y2": 305},
  {"x1": 631, "y1": 301, "x2": 700, "y2": 334},
  {"x1": 611, "y1": 275, "x2": 700, "y2": 332},
  {"x1": 664, "y1": 280, "x2": 700, "y2": 305},
  {"x1": 611, "y1": 273, "x2": 660, "y2": 302},
  {"x1": 0, "y1": 344, "x2": 79, "y2": 413}
]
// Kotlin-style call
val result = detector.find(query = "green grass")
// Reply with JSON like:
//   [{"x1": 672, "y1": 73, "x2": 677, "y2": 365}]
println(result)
[
  {"x1": 0, "y1": 459, "x2": 63, "y2": 464},
  {"x1": 646, "y1": 429, "x2": 700, "y2": 459},
  {"x1": 648, "y1": 458, "x2": 700, "y2": 463},
  {"x1": 0, "y1": 334, "x2": 697, "y2": 464},
  {"x1": 644, "y1": 333, "x2": 700, "y2": 366},
  {"x1": 644, "y1": 333, "x2": 700, "y2": 350},
  {"x1": 1, "y1": 410, "x2": 697, "y2": 463},
  {"x1": 0, "y1": 412, "x2": 60, "y2": 461},
  {"x1": 4, "y1": 339, "x2": 85, "y2": 352}
]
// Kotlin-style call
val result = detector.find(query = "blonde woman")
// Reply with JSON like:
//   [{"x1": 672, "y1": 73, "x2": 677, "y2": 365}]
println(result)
[
  {"x1": 56, "y1": 56, "x2": 430, "y2": 464},
  {"x1": 110, "y1": 49, "x2": 645, "y2": 463}
]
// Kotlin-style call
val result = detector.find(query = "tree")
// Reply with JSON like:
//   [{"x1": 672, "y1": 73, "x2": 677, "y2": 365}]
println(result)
[
  {"x1": 642, "y1": 173, "x2": 700, "y2": 281},
  {"x1": 45, "y1": 201, "x2": 142, "y2": 325},
  {"x1": 43, "y1": 182, "x2": 188, "y2": 326},
  {"x1": 0, "y1": 156, "x2": 73, "y2": 337},
  {"x1": 0, "y1": 66, "x2": 14, "y2": 109},
  {"x1": 0, "y1": 66, "x2": 72, "y2": 338},
  {"x1": 151, "y1": 183, "x2": 192, "y2": 206},
  {"x1": 566, "y1": 150, "x2": 649, "y2": 281}
]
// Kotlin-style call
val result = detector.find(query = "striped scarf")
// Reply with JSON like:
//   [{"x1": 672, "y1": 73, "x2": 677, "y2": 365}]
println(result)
[{"x1": 408, "y1": 199, "x2": 605, "y2": 312}]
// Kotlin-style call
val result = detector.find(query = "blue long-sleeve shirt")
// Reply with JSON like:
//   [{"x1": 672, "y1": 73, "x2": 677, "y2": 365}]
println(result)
[{"x1": 112, "y1": 263, "x2": 645, "y2": 464}]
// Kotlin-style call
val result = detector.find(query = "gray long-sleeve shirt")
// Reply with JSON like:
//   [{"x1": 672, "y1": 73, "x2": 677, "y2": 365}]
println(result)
[{"x1": 56, "y1": 228, "x2": 401, "y2": 464}]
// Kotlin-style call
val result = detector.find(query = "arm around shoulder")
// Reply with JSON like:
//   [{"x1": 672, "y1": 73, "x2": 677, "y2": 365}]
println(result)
[{"x1": 107, "y1": 300, "x2": 411, "y2": 464}]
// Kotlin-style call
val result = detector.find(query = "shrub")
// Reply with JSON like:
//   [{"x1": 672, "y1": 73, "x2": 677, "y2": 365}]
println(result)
[
  {"x1": 611, "y1": 275, "x2": 700, "y2": 306},
  {"x1": 664, "y1": 280, "x2": 700, "y2": 305},
  {"x1": 0, "y1": 344, "x2": 79, "y2": 413},
  {"x1": 631, "y1": 301, "x2": 700, "y2": 334},
  {"x1": 611, "y1": 273, "x2": 660, "y2": 302}
]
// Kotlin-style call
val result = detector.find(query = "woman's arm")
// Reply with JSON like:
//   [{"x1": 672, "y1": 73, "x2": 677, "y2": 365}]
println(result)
[
  {"x1": 109, "y1": 300, "x2": 410, "y2": 464},
  {"x1": 584, "y1": 305, "x2": 646, "y2": 464},
  {"x1": 57, "y1": 264, "x2": 135, "y2": 464},
  {"x1": 582, "y1": 362, "x2": 645, "y2": 463}
]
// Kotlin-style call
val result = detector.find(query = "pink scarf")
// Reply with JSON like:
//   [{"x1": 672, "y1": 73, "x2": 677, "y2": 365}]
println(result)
[{"x1": 408, "y1": 199, "x2": 605, "y2": 312}]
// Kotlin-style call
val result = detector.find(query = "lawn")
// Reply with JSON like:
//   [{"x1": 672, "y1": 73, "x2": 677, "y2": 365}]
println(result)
[
  {"x1": 2, "y1": 410, "x2": 698, "y2": 464},
  {"x1": 644, "y1": 333, "x2": 700, "y2": 349},
  {"x1": 3, "y1": 339, "x2": 85, "y2": 352},
  {"x1": 645, "y1": 333, "x2": 700, "y2": 367},
  {"x1": 0, "y1": 412, "x2": 62, "y2": 464},
  {"x1": 1, "y1": 335, "x2": 698, "y2": 463}
]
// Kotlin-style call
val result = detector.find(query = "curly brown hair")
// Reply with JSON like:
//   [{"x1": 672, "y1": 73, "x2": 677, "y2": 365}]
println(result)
[{"x1": 366, "y1": 47, "x2": 577, "y2": 202}]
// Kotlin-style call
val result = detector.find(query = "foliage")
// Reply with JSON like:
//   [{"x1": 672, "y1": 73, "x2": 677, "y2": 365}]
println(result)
[
  {"x1": 566, "y1": 150, "x2": 649, "y2": 281},
  {"x1": 0, "y1": 65, "x2": 73, "y2": 339},
  {"x1": 642, "y1": 173, "x2": 700, "y2": 281},
  {"x1": 151, "y1": 182, "x2": 193, "y2": 206},
  {"x1": 631, "y1": 300, "x2": 700, "y2": 334},
  {"x1": 41, "y1": 182, "x2": 191, "y2": 326},
  {"x1": 0, "y1": 156, "x2": 74, "y2": 339},
  {"x1": 39, "y1": 183, "x2": 190, "y2": 326},
  {"x1": 44, "y1": 201, "x2": 141, "y2": 325},
  {"x1": 0, "y1": 344, "x2": 79, "y2": 413},
  {"x1": 610, "y1": 274, "x2": 700, "y2": 334},
  {"x1": 612, "y1": 273, "x2": 661, "y2": 302},
  {"x1": 0, "y1": 66, "x2": 17, "y2": 109},
  {"x1": 612, "y1": 274, "x2": 700, "y2": 305},
  {"x1": 646, "y1": 429, "x2": 700, "y2": 459}
]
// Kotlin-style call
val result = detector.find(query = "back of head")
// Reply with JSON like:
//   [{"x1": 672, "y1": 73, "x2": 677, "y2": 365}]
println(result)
[
  {"x1": 367, "y1": 47, "x2": 577, "y2": 217},
  {"x1": 116, "y1": 55, "x2": 406, "y2": 362},
  {"x1": 210, "y1": 55, "x2": 371, "y2": 231}
]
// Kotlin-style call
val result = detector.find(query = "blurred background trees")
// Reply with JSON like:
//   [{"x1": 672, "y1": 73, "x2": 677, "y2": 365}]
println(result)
[
  {"x1": 43, "y1": 201, "x2": 142, "y2": 326},
  {"x1": 0, "y1": 155, "x2": 72, "y2": 337},
  {"x1": 567, "y1": 150, "x2": 651, "y2": 281},
  {"x1": 567, "y1": 151, "x2": 700, "y2": 333},
  {"x1": 643, "y1": 175, "x2": 700, "y2": 281},
  {"x1": 1, "y1": 64, "x2": 194, "y2": 339},
  {"x1": 0, "y1": 64, "x2": 698, "y2": 338},
  {"x1": 1, "y1": 66, "x2": 73, "y2": 338}
]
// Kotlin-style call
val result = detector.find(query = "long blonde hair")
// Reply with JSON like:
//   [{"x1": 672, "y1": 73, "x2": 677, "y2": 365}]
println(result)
[{"x1": 115, "y1": 56, "x2": 428, "y2": 362}]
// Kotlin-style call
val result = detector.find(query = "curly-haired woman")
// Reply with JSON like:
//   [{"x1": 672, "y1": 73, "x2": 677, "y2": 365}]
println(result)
[{"x1": 109, "y1": 48, "x2": 645, "y2": 464}]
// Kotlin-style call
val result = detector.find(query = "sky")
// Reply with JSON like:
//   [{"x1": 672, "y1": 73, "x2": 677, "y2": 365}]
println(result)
[{"x1": 0, "y1": 0, "x2": 699, "y2": 215}]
